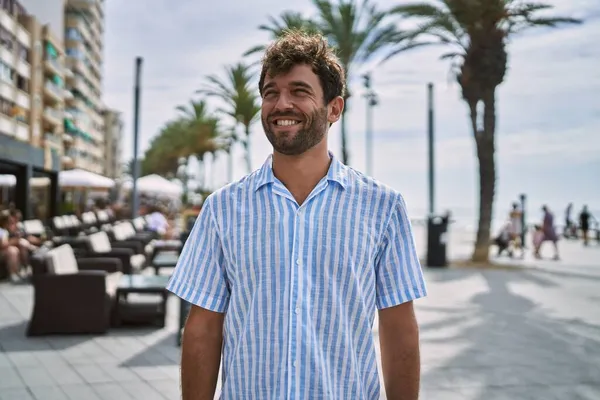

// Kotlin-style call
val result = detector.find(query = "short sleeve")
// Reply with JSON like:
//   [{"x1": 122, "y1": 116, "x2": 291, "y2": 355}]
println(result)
[
  {"x1": 166, "y1": 196, "x2": 230, "y2": 313},
  {"x1": 374, "y1": 193, "x2": 427, "y2": 309}
]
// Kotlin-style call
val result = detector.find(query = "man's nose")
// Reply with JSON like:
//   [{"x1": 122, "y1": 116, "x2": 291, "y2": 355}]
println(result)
[{"x1": 273, "y1": 91, "x2": 294, "y2": 111}]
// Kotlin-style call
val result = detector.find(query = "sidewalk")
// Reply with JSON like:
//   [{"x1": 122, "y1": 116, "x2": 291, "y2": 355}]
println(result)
[{"x1": 1, "y1": 234, "x2": 599, "y2": 399}]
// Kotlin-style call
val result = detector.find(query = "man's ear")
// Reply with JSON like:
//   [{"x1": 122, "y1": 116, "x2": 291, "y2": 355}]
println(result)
[{"x1": 327, "y1": 96, "x2": 344, "y2": 123}]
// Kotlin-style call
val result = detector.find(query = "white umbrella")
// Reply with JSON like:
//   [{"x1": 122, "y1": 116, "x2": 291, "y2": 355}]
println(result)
[
  {"x1": 0, "y1": 175, "x2": 50, "y2": 187},
  {"x1": 59, "y1": 169, "x2": 115, "y2": 189},
  {"x1": 122, "y1": 174, "x2": 182, "y2": 197},
  {"x1": 0, "y1": 174, "x2": 16, "y2": 187}
]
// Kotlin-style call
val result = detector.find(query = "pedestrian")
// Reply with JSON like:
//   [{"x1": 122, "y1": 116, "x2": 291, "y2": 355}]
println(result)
[
  {"x1": 539, "y1": 205, "x2": 560, "y2": 260},
  {"x1": 508, "y1": 202, "x2": 524, "y2": 258},
  {"x1": 167, "y1": 31, "x2": 427, "y2": 400},
  {"x1": 579, "y1": 205, "x2": 595, "y2": 246}
]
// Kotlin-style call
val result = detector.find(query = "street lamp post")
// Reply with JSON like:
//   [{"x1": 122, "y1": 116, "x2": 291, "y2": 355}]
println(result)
[
  {"x1": 427, "y1": 82, "x2": 435, "y2": 216},
  {"x1": 177, "y1": 157, "x2": 189, "y2": 204},
  {"x1": 362, "y1": 73, "x2": 378, "y2": 177},
  {"x1": 131, "y1": 57, "x2": 143, "y2": 219}
]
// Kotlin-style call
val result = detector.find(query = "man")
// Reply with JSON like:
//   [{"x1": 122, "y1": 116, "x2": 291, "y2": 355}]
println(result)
[{"x1": 167, "y1": 32, "x2": 427, "y2": 400}]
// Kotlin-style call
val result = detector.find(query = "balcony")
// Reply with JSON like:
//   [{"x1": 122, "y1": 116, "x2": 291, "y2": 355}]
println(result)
[
  {"x1": 44, "y1": 56, "x2": 63, "y2": 75},
  {"x1": 44, "y1": 132, "x2": 63, "y2": 147},
  {"x1": 0, "y1": 9, "x2": 15, "y2": 33},
  {"x1": 44, "y1": 107, "x2": 63, "y2": 126},
  {"x1": 15, "y1": 91, "x2": 30, "y2": 110},
  {"x1": 63, "y1": 133, "x2": 74, "y2": 145},
  {"x1": 44, "y1": 81, "x2": 64, "y2": 103},
  {"x1": 0, "y1": 47, "x2": 11, "y2": 66},
  {"x1": 0, "y1": 114, "x2": 14, "y2": 137},
  {"x1": 16, "y1": 58, "x2": 30, "y2": 78},
  {"x1": 15, "y1": 26, "x2": 30, "y2": 47},
  {"x1": 15, "y1": 121, "x2": 29, "y2": 142},
  {"x1": 0, "y1": 81, "x2": 12, "y2": 100},
  {"x1": 64, "y1": 90, "x2": 74, "y2": 101}
]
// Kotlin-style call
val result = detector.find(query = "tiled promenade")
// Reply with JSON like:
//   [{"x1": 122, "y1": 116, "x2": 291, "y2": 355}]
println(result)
[{"x1": 1, "y1": 231, "x2": 599, "y2": 399}]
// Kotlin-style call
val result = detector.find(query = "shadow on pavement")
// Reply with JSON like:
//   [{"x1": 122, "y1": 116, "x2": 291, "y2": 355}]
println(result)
[{"x1": 419, "y1": 268, "x2": 600, "y2": 399}]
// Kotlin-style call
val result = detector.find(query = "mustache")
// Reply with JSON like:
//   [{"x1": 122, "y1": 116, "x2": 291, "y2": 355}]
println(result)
[{"x1": 267, "y1": 112, "x2": 304, "y2": 121}]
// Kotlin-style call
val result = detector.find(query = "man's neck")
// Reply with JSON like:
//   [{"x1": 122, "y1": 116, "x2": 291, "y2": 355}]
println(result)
[{"x1": 272, "y1": 145, "x2": 331, "y2": 205}]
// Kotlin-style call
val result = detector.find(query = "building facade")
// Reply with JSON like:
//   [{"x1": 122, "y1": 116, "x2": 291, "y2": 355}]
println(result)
[
  {"x1": 102, "y1": 108, "x2": 123, "y2": 179},
  {"x1": 63, "y1": 0, "x2": 105, "y2": 174},
  {"x1": 0, "y1": 0, "x2": 61, "y2": 220}
]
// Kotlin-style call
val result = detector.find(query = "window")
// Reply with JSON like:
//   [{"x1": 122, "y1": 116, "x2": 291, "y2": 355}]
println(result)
[
  {"x1": 0, "y1": 26, "x2": 14, "y2": 51},
  {"x1": 65, "y1": 28, "x2": 82, "y2": 41},
  {"x1": 16, "y1": 74, "x2": 28, "y2": 93},
  {"x1": 0, "y1": 61, "x2": 13, "y2": 84},
  {"x1": 0, "y1": 95, "x2": 14, "y2": 115},
  {"x1": 17, "y1": 44, "x2": 29, "y2": 63}
]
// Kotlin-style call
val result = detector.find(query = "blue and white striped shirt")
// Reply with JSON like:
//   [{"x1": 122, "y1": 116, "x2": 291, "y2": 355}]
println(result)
[{"x1": 167, "y1": 154, "x2": 427, "y2": 399}]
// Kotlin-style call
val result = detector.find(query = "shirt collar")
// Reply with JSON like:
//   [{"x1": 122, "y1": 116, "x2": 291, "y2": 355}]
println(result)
[{"x1": 254, "y1": 151, "x2": 348, "y2": 192}]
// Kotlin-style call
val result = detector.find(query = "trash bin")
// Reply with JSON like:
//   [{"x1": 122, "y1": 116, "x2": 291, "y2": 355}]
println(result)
[{"x1": 426, "y1": 214, "x2": 449, "y2": 267}]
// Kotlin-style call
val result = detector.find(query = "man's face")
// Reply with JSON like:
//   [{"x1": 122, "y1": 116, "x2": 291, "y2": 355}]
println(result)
[{"x1": 261, "y1": 64, "x2": 342, "y2": 156}]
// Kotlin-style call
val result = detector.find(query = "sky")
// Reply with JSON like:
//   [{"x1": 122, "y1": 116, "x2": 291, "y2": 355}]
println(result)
[{"x1": 101, "y1": 0, "x2": 600, "y2": 226}]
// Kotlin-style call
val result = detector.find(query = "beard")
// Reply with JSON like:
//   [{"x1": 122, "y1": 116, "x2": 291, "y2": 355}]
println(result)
[{"x1": 262, "y1": 107, "x2": 329, "y2": 156}]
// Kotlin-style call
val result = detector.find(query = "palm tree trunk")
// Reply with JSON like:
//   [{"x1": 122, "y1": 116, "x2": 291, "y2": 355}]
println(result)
[
  {"x1": 340, "y1": 98, "x2": 350, "y2": 165},
  {"x1": 244, "y1": 125, "x2": 252, "y2": 173},
  {"x1": 471, "y1": 91, "x2": 497, "y2": 263}
]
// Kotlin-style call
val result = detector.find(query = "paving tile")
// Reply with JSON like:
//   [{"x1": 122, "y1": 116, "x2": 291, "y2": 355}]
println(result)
[
  {"x1": 28, "y1": 385, "x2": 67, "y2": 400},
  {"x1": 70, "y1": 364, "x2": 114, "y2": 384},
  {"x1": 43, "y1": 361, "x2": 85, "y2": 385},
  {"x1": 0, "y1": 352, "x2": 12, "y2": 368},
  {"x1": 96, "y1": 363, "x2": 141, "y2": 383},
  {"x1": 130, "y1": 366, "x2": 172, "y2": 381},
  {"x1": 59, "y1": 384, "x2": 102, "y2": 400},
  {"x1": 6, "y1": 352, "x2": 40, "y2": 367},
  {"x1": 147, "y1": 379, "x2": 180, "y2": 399},
  {"x1": 0, "y1": 387, "x2": 34, "y2": 400},
  {"x1": 120, "y1": 380, "x2": 166, "y2": 400},
  {"x1": 90, "y1": 382, "x2": 136, "y2": 400},
  {"x1": 0, "y1": 366, "x2": 25, "y2": 389},
  {"x1": 15, "y1": 366, "x2": 55, "y2": 387}
]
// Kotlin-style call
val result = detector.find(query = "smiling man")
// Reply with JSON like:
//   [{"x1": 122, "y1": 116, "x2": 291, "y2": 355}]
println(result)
[{"x1": 167, "y1": 31, "x2": 427, "y2": 400}]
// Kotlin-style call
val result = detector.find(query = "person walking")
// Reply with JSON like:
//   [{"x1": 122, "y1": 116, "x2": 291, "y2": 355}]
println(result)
[
  {"x1": 167, "y1": 32, "x2": 427, "y2": 400},
  {"x1": 579, "y1": 205, "x2": 595, "y2": 246},
  {"x1": 539, "y1": 205, "x2": 560, "y2": 260},
  {"x1": 508, "y1": 202, "x2": 524, "y2": 258}
]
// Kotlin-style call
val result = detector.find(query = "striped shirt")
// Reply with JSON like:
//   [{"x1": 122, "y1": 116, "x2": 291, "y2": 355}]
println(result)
[{"x1": 167, "y1": 153, "x2": 427, "y2": 399}]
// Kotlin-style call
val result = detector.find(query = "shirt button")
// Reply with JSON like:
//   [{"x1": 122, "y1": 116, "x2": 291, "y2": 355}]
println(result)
[
  {"x1": 293, "y1": 361, "x2": 297, "y2": 368},
  {"x1": 296, "y1": 258, "x2": 300, "y2": 265},
  {"x1": 295, "y1": 307, "x2": 299, "y2": 314}
]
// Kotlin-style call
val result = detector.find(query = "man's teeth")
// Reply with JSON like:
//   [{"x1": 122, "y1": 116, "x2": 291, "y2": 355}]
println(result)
[{"x1": 276, "y1": 120, "x2": 299, "y2": 126}]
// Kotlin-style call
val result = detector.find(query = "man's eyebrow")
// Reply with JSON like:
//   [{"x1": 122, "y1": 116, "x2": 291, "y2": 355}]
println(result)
[
  {"x1": 262, "y1": 82, "x2": 277, "y2": 91},
  {"x1": 290, "y1": 81, "x2": 313, "y2": 91}
]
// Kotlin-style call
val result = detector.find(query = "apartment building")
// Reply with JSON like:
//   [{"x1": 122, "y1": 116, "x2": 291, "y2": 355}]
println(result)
[
  {"x1": 63, "y1": 0, "x2": 105, "y2": 174},
  {"x1": 102, "y1": 108, "x2": 123, "y2": 179},
  {"x1": 0, "y1": 0, "x2": 61, "y2": 219}
]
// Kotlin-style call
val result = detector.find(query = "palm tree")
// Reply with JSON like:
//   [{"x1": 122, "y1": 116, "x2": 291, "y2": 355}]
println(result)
[
  {"x1": 141, "y1": 100, "x2": 223, "y2": 179},
  {"x1": 141, "y1": 120, "x2": 187, "y2": 176},
  {"x1": 390, "y1": 0, "x2": 581, "y2": 262},
  {"x1": 247, "y1": 0, "x2": 420, "y2": 165},
  {"x1": 197, "y1": 63, "x2": 260, "y2": 173},
  {"x1": 176, "y1": 100, "x2": 223, "y2": 188},
  {"x1": 243, "y1": 11, "x2": 322, "y2": 57}
]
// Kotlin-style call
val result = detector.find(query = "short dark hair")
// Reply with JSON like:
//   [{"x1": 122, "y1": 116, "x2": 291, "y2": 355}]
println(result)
[{"x1": 259, "y1": 30, "x2": 346, "y2": 105}]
